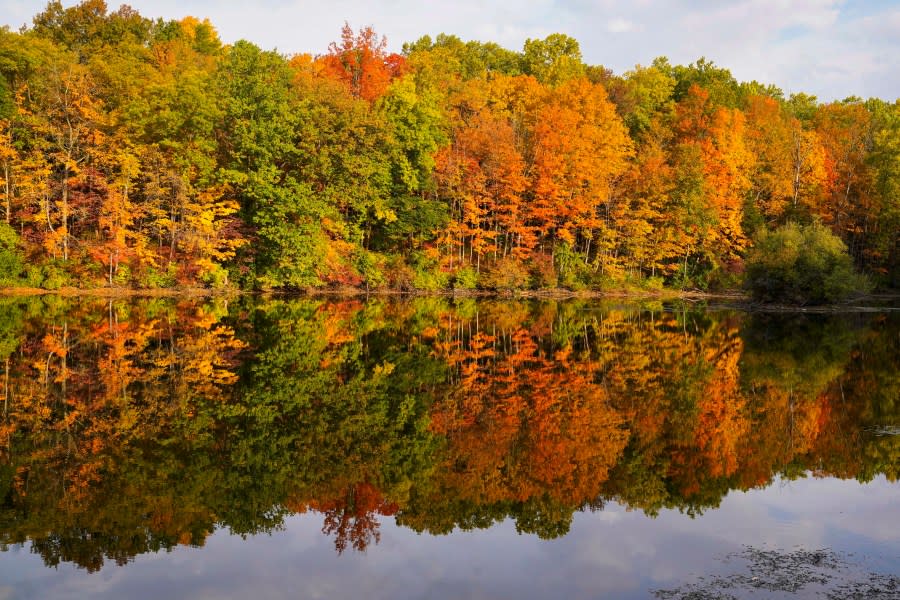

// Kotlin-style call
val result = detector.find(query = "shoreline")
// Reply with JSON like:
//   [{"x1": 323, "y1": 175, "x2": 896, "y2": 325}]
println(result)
[
  {"x1": 1, "y1": 285, "x2": 898, "y2": 311},
  {"x1": 0, "y1": 284, "x2": 742, "y2": 301},
  {"x1": 0, "y1": 286, "x2": 235, "y2": 298}
]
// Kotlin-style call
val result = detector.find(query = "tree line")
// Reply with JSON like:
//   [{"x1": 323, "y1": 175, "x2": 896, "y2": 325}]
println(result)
[{"x1": 0, "y1": 1, "x2": 898, "y2": 294}]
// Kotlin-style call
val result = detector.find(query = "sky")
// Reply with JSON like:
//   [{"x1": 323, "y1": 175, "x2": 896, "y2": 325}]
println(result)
[{"x1": 2, "y1": 0, "x2": 899, "y2": 101}]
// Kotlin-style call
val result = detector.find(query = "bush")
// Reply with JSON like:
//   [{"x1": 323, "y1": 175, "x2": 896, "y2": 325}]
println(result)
[
  {"x1": 412, "y1": 266, "x2": 449, "y2": 291},
  {"x1": 529, "y1": 253, "x2": 557, "y2": 288},
  {"x1": 113, "y1": 263, "x2": 132, "y2": 286},
  {"x1": 354, "y1": 250, "x2": 386, "y2": 290},
  {"x1": 642, "y1": 275, "x2": 665, "y2": 291},
  {"x1": 670, "y1": 249, "x2": 719, "y2": 290},
  {"x1": 554, "y1": 243, "x2": 582, "y2": 289},
  {"x1": 398, "y1": 251, "x2": 447, "y2": 291},
  {"x1": 481, "y1": 257, "x2": 530, "y2": 290},
  {"x1": 383, "y1": 256, "x2": 416, "y2": 291},
  {"x1": 0, "y1": 224, "x2": 24, "y2": 285},
  {"x1": 38, "y1": 262, "x2": 70, "y2": 290},
  {"x1": 19, "y1": 259, "x2": 73, "y2": 290},
  {"x1": 141, "y1": 263, "x2": 179, "y2": 288},
  {"x1": 554, "y1": 243, "x2": 595, "y2": 290},
  {"x1": 201, "y1": 264, "x2": 230, "y2": 289},
  {"x1": 25, "y1": 266, "x2": 43, "y2": 288},
  {"x1": 745, "y1": 222, "x2": 870, "y2": 304},
  {"x1": 452, "y1": 266, "x2": 478, "y2": 290},
  {"x1": 707, "y1": 258, "x2": 745, "y2": 291}
]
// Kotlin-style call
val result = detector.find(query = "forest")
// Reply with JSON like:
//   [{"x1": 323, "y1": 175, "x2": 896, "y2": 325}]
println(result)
[
  {"x1": 0, "y1": 1, "x2": 898, "y2": 297},
  {"x1": 0, "y1": 295, "x2": 896, "y2": 569}
]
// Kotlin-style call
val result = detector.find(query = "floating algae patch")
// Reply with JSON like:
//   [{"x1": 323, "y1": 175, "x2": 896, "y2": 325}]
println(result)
[{"x1": 654, "y1": 547, "x2": 899, "y2": 599}]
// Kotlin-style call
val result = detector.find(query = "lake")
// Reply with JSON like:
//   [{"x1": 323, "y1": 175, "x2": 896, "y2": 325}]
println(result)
[{"x1": 0, "y1": 295, "x2": 897, "y2": 599}]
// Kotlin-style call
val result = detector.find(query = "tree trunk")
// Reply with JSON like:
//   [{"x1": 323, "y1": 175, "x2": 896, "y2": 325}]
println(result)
[
  {"x1": 61, "y1": 170, "x2": 69, "y2": 262},
  {"x1": 3, "y1": 160, "x2": 10, "y2": 224},
  {"x1": 3, "y1": 357, "x2": 8, "y2": 420}
]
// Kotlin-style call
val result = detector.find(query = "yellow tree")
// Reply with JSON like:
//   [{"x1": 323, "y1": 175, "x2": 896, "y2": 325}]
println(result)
[
  {"x1": 166, "y1": 176, "x2": 244, "y2": 286},
  {"x1": 813, "y1": 101, "x2": 873, "y2": 259},
  {"x1": 789, "y1": 124, "x2": 828, "y2": 216},
  {"x1": 705, "y1": 105, "x2": 754, "y2": 262},
  {"x1": 0, "y1": 120, "x2": 14, "y2": 224},
  {"x1": 527, "y1": 78, "x2": 632, "y2": 266},
  {"x1": 618, "y1": 120, "x2": 677, "y2": 278},
  {"x1": 744, "y1": 95, "x2": 794, "y2": 223},
  {"x1": 92, "y1": 145, "x2": 147, "y2": 285},
  {"x1": 24, "y1": 63, "x2": 108, "y2": 262},
  {"x1": 435, "y1": 108, "x2": 529, "y2": 270},
  {"x1": 672, "y1": 85, "x2": 753, "y2": 274}
]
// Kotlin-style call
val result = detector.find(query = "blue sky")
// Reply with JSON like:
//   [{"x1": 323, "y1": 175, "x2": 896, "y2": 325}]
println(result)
[{"x1": 2, "y1": 0, "x2": 899, "y2": 101}]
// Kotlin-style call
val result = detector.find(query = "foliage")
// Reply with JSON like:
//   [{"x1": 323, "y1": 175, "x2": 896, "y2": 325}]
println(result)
[
  {"x1": 0, "y1": 223, "x2": 23, "y2": 284},
  {"x1": 480, "y1": 256, "x2": 530, "y2": 290},
  {"x1": 745, "y1": 222, "x2": 870, "y2": 304},
  {"x1": 452, "y1": 266, "x2": 478, "y2": 290},
  {"x1": 0, "y1": 2, "x2": 896, "y2": 294}
]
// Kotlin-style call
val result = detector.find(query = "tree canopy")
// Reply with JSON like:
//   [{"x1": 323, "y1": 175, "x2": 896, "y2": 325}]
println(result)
[{"x1": 0, "y1": 1, "x2": 896, "y2": 296}]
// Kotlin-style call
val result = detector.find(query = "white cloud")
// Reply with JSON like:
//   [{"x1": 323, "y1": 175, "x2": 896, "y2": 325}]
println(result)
[{"x1": 606, "y1": 17, "x2": 637, "y2": 33}]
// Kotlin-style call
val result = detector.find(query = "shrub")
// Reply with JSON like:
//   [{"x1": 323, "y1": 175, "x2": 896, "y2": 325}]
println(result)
[
  {"x1": 141, "y1": 263, "x2": 179, "y2": 288},
  {"x1": 642, "y1": 275, "x2": 665, "y2": 291},
  {"x1": 745, "y1": 222, "x2": 870, "y2": 304},
  {"x1": 529, "y1": 253, "x2": 557, "y2": 288},
  {"x1": 113, "y1": 263, "x2": 132, "y2": 286},
  {"x1": 383, "y1": 256, "x2": 416, "y2": 291},
  {"x1": 453, "y1": 266, "x2": 478, "y2": 290},
  {"x1": 354, "y1": 250, "x2": 386, "y2": 290},
  {"x1": 386, "y1": 259, "x2": 416, "y2": 292},
  {"x1": 670, "y1": 249, "x2": 719, "y2": 290},
  {"x1": 554, "y1": 243, "x2": 582, "y2": 289},
  {"x1": 38, "y1": 262, "x2": 70, "y2": 290},
  {"x1": 201, "y1": 264, "x2": 230, "y2": 289},
  {"x1": 0, "y1": 224, "x2": 24, "y2": 285},
  {"x1": 403, "y1": 251, "x2": 450, "y2": 291},
  {"x1": 25, "y1": 266, "x2": 43, "y2": 288},
  {"x1": 707, "y1": 258, "x2": 745, "y2": 291},
  {"x1": 481, "y1": 257, "x2": 530, "y2": 290},
  {"x1": 412, "y1": 266, "x2": 449, "y2": 291},
  {"x1": 554, "y1": 243, "x2": 596, "y2": 290}
]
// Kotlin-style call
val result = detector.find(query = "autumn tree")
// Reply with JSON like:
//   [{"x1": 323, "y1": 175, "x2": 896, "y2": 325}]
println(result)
[
  {"x1": 668, "y1": 85, "x2": 753, "y2": 285},
  {"x1": 321, "y1": 23, "x2": 406, "y2": 102},
  {"x1": 813, "y1": 100, "x2": 873, "y2": 260},
  {"x1": 0, "y1": 3, "x2": 896, "y2": 294}
]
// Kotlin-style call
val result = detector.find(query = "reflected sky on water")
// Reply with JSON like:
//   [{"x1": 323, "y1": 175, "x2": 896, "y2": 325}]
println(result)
[{"x1": 2, "y1": 475, "x2": 896, "y2": 600}]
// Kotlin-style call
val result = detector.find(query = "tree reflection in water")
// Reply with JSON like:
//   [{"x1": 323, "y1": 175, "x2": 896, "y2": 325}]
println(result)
[{"x1": 0, "y1": 296, "x2": 896, "y2": 570}]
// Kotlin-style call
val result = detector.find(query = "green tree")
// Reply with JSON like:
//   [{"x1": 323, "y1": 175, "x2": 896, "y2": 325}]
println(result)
[
  {"x1": 671, "y1": 57, "x2": 740, "y2": 108},
  {"x1": 375, "y1": 75, "x2": 448, "y2": 251},
  {"x1": 745, "y1": 221, "x2": 870, "y2": 304},
  {"x1": 520, "y1": 34, "x2": 585, "y2": 85},
  {"x1": 865, "y1": 99, "x2": 900, "y2": 286}
]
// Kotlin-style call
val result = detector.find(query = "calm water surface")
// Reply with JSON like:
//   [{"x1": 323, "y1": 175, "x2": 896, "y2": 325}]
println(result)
[{"x1": 0, "y1": 296, "x2": 897, "y2": 599}]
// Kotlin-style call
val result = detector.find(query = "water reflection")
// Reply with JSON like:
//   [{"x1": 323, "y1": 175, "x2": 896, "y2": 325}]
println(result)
[{"x1": 0, "y1": 296, "x2": 896, "y2": 573}]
